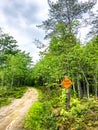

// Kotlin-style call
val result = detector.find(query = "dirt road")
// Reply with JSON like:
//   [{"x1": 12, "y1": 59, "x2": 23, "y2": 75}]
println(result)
[{"x1": 0, "y1": 88, "x2": 38, "y2": 130}]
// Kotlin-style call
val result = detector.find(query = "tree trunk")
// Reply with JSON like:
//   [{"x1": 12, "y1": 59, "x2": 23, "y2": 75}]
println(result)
[
  {"x1": 72, "y1": 78, "x2": 76, "y2": 93},
  {"x1": 2, "y1": 74, "x2": 4, "y2": 87},
  {"x1": 86, "y1": 83, "x2": 90, "y2": 99},
  {"x1": 83, "y1": 77, "x2": 86, "y2": 96},
  {"x1": 94, "y1": 75, "x2": 97, "y2": 100},
  {"x1": 11, "y1": 73, "x2": 14, "y2": 89},
  {"x1": 18, "y1": 79, "x2": 20, "y2": 87},
  {"x1": 76, "y1": 72, "x2": 83, "y2": 99},
  {"x1": 80, "y1": 66, "x2": 90, "y2": 99},
  {"x1": 73, "y1": 81, "x2": 76, "y2": 95},
  {"x1": 77, "y1": 79, "x2": 83, "y2": 99}
]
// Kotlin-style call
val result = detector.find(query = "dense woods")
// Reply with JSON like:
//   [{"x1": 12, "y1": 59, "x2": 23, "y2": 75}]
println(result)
[
  {"x1": 33, "y1": 0, "x2": 98, "y2": 99},
  {"x1": 0, "y1": 0, "x2": 98, "y2": 129},
  {"x1": 0, "y1": 29, "x2": 33, "y2": 87},
  {"x1": 25, "y1": 0, "x2": 98, "y2": 129}
]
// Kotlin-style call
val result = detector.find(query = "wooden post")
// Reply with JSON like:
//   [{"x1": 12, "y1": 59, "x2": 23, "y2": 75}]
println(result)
[{"x1": 66, "y1": 88, "x2": 71, "y2": 109}]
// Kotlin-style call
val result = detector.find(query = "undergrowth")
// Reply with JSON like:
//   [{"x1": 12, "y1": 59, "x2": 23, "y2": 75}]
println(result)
[
  {"x1": 23, "y1": 86, "x2": 60, "y2": 130},
  {"x1": 23, "y1": 86, "x2": 98, "y2": 130},
  {"x1": 0, "y1": 86, "x2": 27, "y2": 107}
]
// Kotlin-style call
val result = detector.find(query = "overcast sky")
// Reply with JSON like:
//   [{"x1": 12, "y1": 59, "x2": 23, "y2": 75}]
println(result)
[
  {"x1": 0, "y1": 0, "x2": 97, "y2": 62},
  {"x1": 0, "y1": 0, "x2": 49, "y2": 62}
]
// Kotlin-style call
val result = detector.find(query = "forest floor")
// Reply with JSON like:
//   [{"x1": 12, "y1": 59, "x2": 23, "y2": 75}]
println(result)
[{"x1": 0, "y1": 88, "x2": 38, "y2": 130}]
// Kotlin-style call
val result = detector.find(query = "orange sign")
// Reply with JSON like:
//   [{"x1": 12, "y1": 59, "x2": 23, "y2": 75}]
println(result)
[{"x1": 61, "y1": 77, "x2": 73, "y2": 89}]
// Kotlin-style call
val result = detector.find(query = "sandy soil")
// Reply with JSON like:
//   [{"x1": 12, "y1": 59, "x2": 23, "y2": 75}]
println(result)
[{"x1": 0, "y1": 88, "x2": 38, "y2": 130}]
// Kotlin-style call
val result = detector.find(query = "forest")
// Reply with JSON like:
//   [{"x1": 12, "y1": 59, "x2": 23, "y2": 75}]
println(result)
[{"x1": 0, "y1": 0, "x2": 98, "y2": 130}]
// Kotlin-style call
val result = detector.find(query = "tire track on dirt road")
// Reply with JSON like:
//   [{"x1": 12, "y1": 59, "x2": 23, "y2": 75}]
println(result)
[{"x1": 0, "y1": 88, "x2": 38, "y2": 130}]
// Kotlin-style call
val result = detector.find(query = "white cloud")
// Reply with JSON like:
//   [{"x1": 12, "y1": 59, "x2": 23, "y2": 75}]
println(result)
[
  {"x1": 0, "y1": 0, "x2": 49, "y2": 62},
  {"x1": 0, "y1": 11, "x2": 6, "y2": 24},
  {"x1": 0, "y1": 0, "x2": 97, "y2": 63}
]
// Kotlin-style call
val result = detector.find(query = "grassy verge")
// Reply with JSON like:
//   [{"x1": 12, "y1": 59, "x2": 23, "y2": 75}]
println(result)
[
  {"x1": 23, "y1": 86, "x2": 58, "y2": 130},
  {"x1": 0, "y1": 86, "x2": 27, "y2": 107},
  {"x1": 59, "y1": 97, "x2": 98, "y2": 130},
  {"x1": 23, "y1": 86, "x2": 98, "y2": 130}
]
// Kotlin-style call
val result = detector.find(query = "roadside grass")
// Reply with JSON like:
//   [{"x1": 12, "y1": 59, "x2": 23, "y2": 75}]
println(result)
[
  {"x1": 23, "y1": 86, "x2": 98, "y2": 130},
  {"x1": 23, "y1": 86, "x2": 61, "y2": 130},
  {"x1": 0, "y1": 86, "x2": 27, "y2": 107},
  {"x1": 60, "y1": 97, "x2": 98, "y2": 130}
]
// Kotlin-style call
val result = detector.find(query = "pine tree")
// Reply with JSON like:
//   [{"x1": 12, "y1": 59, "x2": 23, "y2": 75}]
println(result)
[{"x1": 40, "y1": 0, "x2": 96, "y2": 38}]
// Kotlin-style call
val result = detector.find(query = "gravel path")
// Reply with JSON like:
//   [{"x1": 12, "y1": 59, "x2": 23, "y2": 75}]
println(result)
[{"x1": 0, "y1": 88, "x2": 38, "y2": 130}]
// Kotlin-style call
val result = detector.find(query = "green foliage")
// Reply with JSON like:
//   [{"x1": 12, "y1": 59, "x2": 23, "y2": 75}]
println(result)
[
  {"x1": 40, "y1": 0, "x2": 95, "y2": 38},
  {"x1": 0, "y1": 86, "x2": 27, "y2": 107},
  {"x1": 23, "y1": 86, "x2": 98, "y2": 130},
  {"x1": 0, "y1": 97, "x2": 11, "y2": 107},
  {"x1": 0, "y1": 29, "x2": 19, "y2": 69},
  {"x1": 33, "y1": 32, "x2": 98, "y2": 99},
  {"x1": 24, "y1": 102, "x2": 44, "y2": 130},
  {"x1": 0, "y1": 29, "x2": 33, "y2": 87},
  {"x1": 32, "y1": 53, "x2": 65, "y2": 86},
  {"x1": 58, "y1": 97, "x2": 98, "y2": 130},
  {"x1": 0, "y1": 1, "x2": 98, "y2": 129},
  {"x1": 6, "y1": 52, "x2": 33, "y2": 87},
  {"x1": 61, "y1": 88, "x2": 66, "y2": 107},
  {"x1": 23, "y1": 87, "x2": 58, "y2": 130}
]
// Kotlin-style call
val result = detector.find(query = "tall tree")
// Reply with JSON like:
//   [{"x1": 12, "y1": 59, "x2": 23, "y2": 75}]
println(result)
[
  {"x1": 6, "y1": 51, "x2": 33, "y2": 87},
  {"x1": 0, "y1": 32, "x2": 18, "y2": 55},
  {"x1": 84, "y1": 37, "x2": 98, "y2": 99},
  {"x1": 39, "y1": 0, "x2": 96, "y2": 38},
  {"x1": 0, "y1": 29, "x2": 19, "y2": 68},
  {"x1": 89, "y1": 10, "x2": 98, "y2": 36}
]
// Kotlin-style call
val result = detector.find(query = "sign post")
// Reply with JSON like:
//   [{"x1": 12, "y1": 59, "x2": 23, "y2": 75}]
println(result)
[{"x1": 61, "y1": 77, "x2": 73, "y2": 109}]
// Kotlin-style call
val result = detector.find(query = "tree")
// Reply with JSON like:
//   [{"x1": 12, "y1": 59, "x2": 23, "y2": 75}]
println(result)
[
  {"x1": 33, "y1": 0, "x2": 97, "y2": 100},
  {"x1": 39, "y1": 0, "x2": 96, "y2": 38},
  {"x1": 84, "y1": 36, "x2": 98, "y2": 99},
  {"x1": 6, "y1": 52, "x2": 33, "y2": 87},
  {"x1": 0, "y1": 30, "x2": 19, "y2": 55},
  {"x1": 0, "y1": 29, "x2": 21, "y2": 87},
  {"x1": 89, "y1": 10, "x2": 98, "y2": 36},
  {"x1": 0, "y1": 29, "x2": 19, "y2": 69}
]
